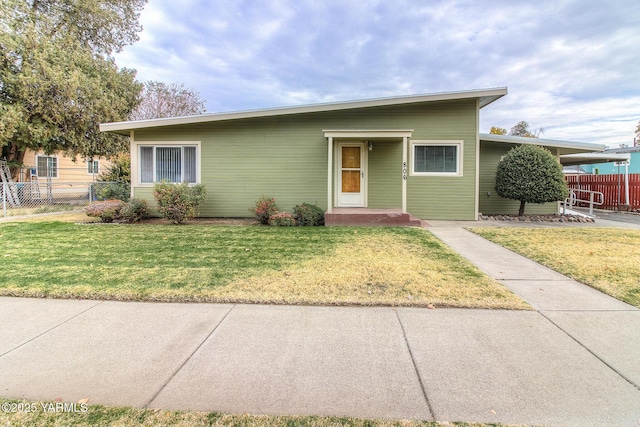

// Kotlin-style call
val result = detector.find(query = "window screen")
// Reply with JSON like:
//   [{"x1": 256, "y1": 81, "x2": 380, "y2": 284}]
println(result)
[{"x1": 414, "y1": 145, "x2": 458, "y2": 173}]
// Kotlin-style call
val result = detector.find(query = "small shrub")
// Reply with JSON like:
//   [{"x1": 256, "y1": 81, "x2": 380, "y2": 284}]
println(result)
[
  {"x1": 119, "y1": 198, "x2": 149, "y2": 223},
  {"x1": 97, "y1": 181, "x2": 131, "y2": 202},
  {"x1": 268, "y1": 211, "x2": 296, "y2": 226},
  {"x1": 85, "y1": 200, "x2": 126, "y2": 223},
  {"x1": 153, "y1": 181, "x2": 206, "y2": 224},
  {"x1": 293, "y1": 203, "x2": 325, "y2": 226},
  {"x1": 252, "y1": 196, "x2": 278, "y2": 225}
]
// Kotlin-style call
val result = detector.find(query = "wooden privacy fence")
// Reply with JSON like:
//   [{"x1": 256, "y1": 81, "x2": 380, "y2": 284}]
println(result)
[{"x1": 566, "y1": 173, "x2": 640, "y2": 210}]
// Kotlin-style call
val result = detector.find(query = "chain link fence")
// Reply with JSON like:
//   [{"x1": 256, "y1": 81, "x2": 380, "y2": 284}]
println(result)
[{"x1": 1, "y1": 181, "x2": 124, "y2": 218}]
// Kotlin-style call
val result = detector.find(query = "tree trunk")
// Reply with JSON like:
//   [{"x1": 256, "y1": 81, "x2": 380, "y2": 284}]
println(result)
[
  {"x1": 518, "y1": 200, "x2": 526, "y2": 217},
  {"x1": 4, "y1": 143, "x2": 26, "y2": 181}
]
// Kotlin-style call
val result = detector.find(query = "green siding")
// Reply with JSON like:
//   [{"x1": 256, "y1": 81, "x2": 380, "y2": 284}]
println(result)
[
  {"x1": 134, "y1": 118, "x2": 327, "y2": 217},
  {"x1": 479, "y1": 142, "x2": 559, "y2": 215},
  {"x1": 405, "y1": 101, "x2": 478, "y2": 220},
  {"x1": 132, "y1": 187, "x2": 159, "y2": 216},
  {"x1": 368, "y1": 142, "x2": 402, "y2": 208},
  {"x1": 131, "y1": 99, "x2": 480, "y2": 220}
]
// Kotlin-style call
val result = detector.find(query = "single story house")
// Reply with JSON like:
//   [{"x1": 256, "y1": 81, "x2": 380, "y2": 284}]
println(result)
[{"x1": 100, "y1": 87, "x2": 606, "y2": 223}]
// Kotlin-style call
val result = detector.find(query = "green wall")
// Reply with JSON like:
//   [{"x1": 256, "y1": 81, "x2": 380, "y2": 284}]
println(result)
[
  {"x1": 479, "y1": 142, "x2": 559, "y2": 215},
  {"x1": 405, "y1": 102, "x2": 478, "y2": 220},
  {"x1": 367, "y1": 141, "x2": 402, "y2": 209},
  {"x1": 131, "y1": 99, "x2": 480, "y2": 220},
  {"x1": 133, "y1": 117, "x2": 328, "y2": 217}
]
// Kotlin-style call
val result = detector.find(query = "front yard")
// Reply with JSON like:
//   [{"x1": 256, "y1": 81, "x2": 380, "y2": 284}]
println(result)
[
  {"x1": 470, "y1": 227, "x2": 640, "y2": 308},
  {"x1": 0, "y1": 219, "x2": 528, "y2": 309}
]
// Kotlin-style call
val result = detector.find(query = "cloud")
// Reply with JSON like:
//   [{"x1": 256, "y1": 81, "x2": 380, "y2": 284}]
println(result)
[{"x1": 114, "y1": 0, "x2": 640, "y2": 146}]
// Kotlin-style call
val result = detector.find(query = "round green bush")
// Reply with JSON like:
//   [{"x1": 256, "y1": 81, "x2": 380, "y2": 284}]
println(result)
[
  {"x1": 495, "y1": 144, "x2": 569, "y2": 216},
  {"x1": 293, "y1": 203, "x2": 325, "y2": 226}
]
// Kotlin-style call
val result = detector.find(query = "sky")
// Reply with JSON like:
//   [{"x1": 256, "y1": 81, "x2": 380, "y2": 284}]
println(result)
[{"x1": 113, "y1": 0, "x2": 640, "y2": 148}]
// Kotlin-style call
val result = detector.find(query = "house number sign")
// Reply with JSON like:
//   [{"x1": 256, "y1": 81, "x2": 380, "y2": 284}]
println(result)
[{"x1": 402, "y1": 162, "x2": 407, "y2": 180}]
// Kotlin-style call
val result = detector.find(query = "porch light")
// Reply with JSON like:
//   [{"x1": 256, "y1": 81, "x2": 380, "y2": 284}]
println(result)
[{"x1": 368, "y1": 141, "x2": 373, "y2": 151}]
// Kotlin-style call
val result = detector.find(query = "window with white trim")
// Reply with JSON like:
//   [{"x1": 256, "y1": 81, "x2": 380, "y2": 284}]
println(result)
[
  {"x1": 139, "y1": 145, "x2": 197, "y2": 183},
  {"x1": 36, "y1": 155, "x2": 58, "y2": 178},
  {"x1": 411, "y1": 141, "x2": 463, "y2": 176},
  {"x1": 87, "y1": 159, "x2": 99, "y2": 175}
]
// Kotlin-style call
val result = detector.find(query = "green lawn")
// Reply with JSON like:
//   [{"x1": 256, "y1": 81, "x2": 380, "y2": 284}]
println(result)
[
  {"x1": 470, "y1": 227, "x2": 640, "y2": 308},
  {"x1": 0, "y1": 397, "x2": 520, "y2": 427},
  {"x1": 0, "y1": 221, "x2": 528, "y2": 309}
]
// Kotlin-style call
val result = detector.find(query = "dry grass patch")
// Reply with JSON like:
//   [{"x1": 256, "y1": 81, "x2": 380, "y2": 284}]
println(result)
[
  {"x1": 0, "y1": 398, "x2": 523, "y2": 427},
  {"x1": 0, "y1": 210, "x2": 94, "y2": 223},
  {"x1": 221, "y1": 231, "x2": 528, "y2": 309},
  {"x1": 470, "y1": 227, "x2": 640, "y2": 308}
]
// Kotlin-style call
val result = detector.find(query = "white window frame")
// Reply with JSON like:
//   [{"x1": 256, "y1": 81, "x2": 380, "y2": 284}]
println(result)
[
  {"x1": 35, "y1": 155, "x2": 59, "y2": 179},
  {"x1": 137, "y1": 143, "x2": 201, "y2": 185},
  {"x1": 410, "y1": 140, "x2": 463, "y2": 177},
  {"x1": 87, "y1": 159, "x2": 100, "y2": 175}
]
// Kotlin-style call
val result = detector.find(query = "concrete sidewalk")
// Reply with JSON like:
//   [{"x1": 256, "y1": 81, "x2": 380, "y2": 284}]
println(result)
[{"x1": 1, "y1": 223, "x2": 639, "y2": 426}]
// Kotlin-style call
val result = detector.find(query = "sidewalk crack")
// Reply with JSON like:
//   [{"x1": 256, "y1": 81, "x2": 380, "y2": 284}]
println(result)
[
  {"x1": 538, "y1": 311, "x2": 640, "y2": 392},
  {"x1": 394, "y1": 309, "x2": 436, "y2": 420},
  {"x1": 0, "y1": 300, "x2": 104, "y2": 358},
  {"x1": 144, "y1": 303, "x2": 237, "y2": 408}
]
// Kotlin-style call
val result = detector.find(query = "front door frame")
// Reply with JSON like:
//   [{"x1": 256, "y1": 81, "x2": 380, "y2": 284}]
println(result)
[
  {"x1": 324, "y1": 130, "x2": 413, "y2": 214},
  {"x1": 336, "y1": 141, "x2": 367, "y2": 207}
]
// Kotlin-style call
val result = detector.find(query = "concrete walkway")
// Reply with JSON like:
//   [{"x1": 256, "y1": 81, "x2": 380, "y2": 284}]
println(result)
[{"x1": 1, "y1": 223, "x2": 640, "y2": 426}]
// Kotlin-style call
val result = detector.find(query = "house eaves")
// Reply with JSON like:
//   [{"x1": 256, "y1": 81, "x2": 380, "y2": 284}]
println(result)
[
  {"x1": 560, "y1": 152, "x2": 631, "y2": 166},
  {"x1": 100, "y1": 87, "x2": 508, "y2": 135},
  {"x1": 480, "y1": 133, "x2": 606, "y2": 155}
]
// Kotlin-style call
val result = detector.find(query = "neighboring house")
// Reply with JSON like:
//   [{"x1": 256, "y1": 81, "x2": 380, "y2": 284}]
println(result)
[
  {"x1": 20, "y1": 149, "x2": 111, "y2": 183},
  {"x1": 580, "y1": 146, "x2": 640, "y2": 175},
  {"x1": 100, "y1": 87, "x2": 605, "y2": 221}
]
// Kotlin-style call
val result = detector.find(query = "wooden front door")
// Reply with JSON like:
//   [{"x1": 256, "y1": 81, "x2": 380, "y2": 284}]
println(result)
[{"x1": 337, "y1": 143, "x2": 365, "y2": 207}]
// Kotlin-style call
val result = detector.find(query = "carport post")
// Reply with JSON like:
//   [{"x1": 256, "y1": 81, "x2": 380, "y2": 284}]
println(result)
[{"x1": 625, "y1": 161, "x2": 629, "y2": 206}]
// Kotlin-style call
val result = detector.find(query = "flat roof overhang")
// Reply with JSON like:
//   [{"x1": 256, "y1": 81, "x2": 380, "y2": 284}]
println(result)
[
  {"x1": 101, "y1": 87, "x2": 508, "y2": 136},
  {"x1": 480, "y1": 133, "x2": 606, "y2": 155},
  {"x1": 560, "y1": 152, "x2": 631, "y2": 166}
]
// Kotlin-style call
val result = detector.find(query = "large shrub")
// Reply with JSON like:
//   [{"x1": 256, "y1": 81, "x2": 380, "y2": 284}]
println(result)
[
  {"x1": 252, "y1": 196, "x2": 278, "y2": 225},
  {"x1": 293, "y1": 203, "x2": 324, "y2": 226},
  {"x1": 96, "y1": 153, "x2": 132, "y2": 202},
  {"x1": 495, "y1": 144, "x2": 569, "y2": 216},
  {"x1": 153, "y1": 181, "x2": 206, "y2": 224},
  {"x1": 99, "y1": 152, "x2": 131, "y2": 182}
]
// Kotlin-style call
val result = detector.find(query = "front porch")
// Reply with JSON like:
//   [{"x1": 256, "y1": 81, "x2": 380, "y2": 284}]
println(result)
[
  {"x1": 324, "y1": 129, "x2": 413, "y2": 215},
  {"x1": 325, "y1": 208, "x2": 429, "y2": 227}
]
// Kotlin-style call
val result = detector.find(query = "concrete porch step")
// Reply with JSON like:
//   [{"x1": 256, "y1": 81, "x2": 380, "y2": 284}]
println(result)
[{"x1": 325, "y1": 208, "x2": 428, "y2": 227}]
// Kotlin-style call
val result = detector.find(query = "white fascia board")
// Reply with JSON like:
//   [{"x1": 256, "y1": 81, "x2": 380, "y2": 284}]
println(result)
[
  {"x1": 323, "y1": 130, "x2": 414, "y2": 139},
  {"x1": 100, "y1": 87, "x2": 508, "y2": 135},
  {"x1": 560, "y1": 152, "x2": 631, "y2": 166},
  {"x1": 480, "y1": 133, "x2": 606, "y2": 153}
]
